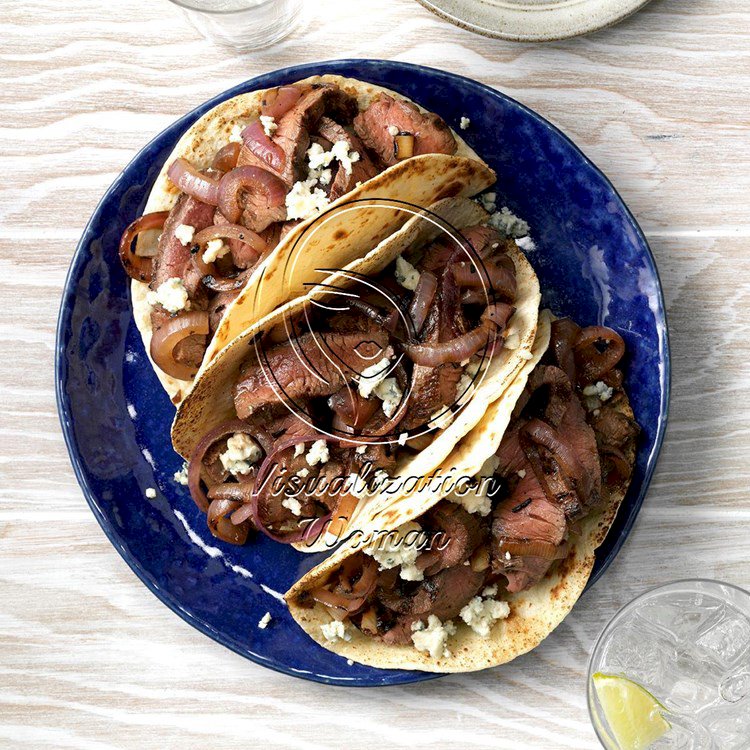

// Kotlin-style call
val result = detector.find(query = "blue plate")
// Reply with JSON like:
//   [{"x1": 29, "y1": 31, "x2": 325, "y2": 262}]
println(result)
[{"x1": 56, "y1": 60, "x2": 669, "y2": 687}]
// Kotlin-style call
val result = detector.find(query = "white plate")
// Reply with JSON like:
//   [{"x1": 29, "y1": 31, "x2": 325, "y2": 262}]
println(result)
[{"x1": 417, "y1": 0, "x2": 653, "y2": 41}]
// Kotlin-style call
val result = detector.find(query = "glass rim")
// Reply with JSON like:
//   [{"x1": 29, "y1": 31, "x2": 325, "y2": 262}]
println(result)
[
  {"x1": 167, "y1": 0, "x2": 277, "y2": 15},
  {"x1": 586, "y1": 578, "x2": 750, "y2": 749}
]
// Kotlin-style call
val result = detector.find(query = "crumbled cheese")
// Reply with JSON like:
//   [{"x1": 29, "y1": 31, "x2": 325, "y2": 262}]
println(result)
[
  {"x1": 482, "y1": 584, "x2": 498, "y2": 598},
  {"x1": 285, "y1": 178, "x2": 330, "y2": 220},
  {"x1": 306, "y1": 439, "x2": 330, "y2": 466},
  {"x1": 146, "y1": 277, "x2": 190, "y2": 314},
  {"x1": 517, "y1": 469, "x2": 527, "y2": 479},
  {"x1": 387, "y1": 125, "x2": 400, "y2": 136},
  {"x1": 489, "y1": 207, "x2": 530, "y2": 239},
  {"x1": 448, "y1": 454, "x2": 500, "y2": 516},
  {"x1": 411, "y1": 615, "x2": 457, "y2": 658},
  {"x1": 145, "y1": 487, "x2": 157, "y2": 499},
  {"x1": 173, "y1": 463, "x2": 189, "y2": 485},
  {"x1": 294, "y1": 443, "x2": 305, "y2": 457},
  {"x1": 583, "y1": 381, "x2": 614, "y2": 403},
  {"x1": 202, "y1": 238, "x2": 230, "y2": 265},
  {"x1": 258, "y1": 612, "x2": 272, "y2": 629},
  {"x1": 259, "y1": 115, "x2": 277, "y2": 137},
  {"x1": 346, "y1": 658, "x2": 354, "y2": 666},
  {"x1": 282, "y1": 497, "x2": 303, "y2": 516},
  {"x1": 373, "y1": 377, "x2": 403, "y2": 418},
  {"x1": 519, "y1": 349, "x2": 534, "y2": 361},
  {"x1": 430, "y1": 407, "x2": 454, "y2": 430},
  {"x1": 459, "y1": 596, "x2": 510, "y2": 636},
  {"x1": 478, "y1": 192, "x2": 497, "y2": 213},
  {"x1": 364, "y1": 521, "x2": 427, "y2": 581},
  {"x1": 398, "y1": 432, "x2": 408, "y2": 446},
  {"x1": 515, "y1": 236, "x2": 536, "y2": 253},
  {"x1": 220, "y1": 433, "x2": 262, "y2": 476},
  {"x1": 229, "y1": 124, "x2": 244, "y2": 143},
  {"x1": 358, "y1": 357, "x2": 391, "y2": 399},
  {"x1": 296, "y1": 467, "x2": 310, "y2": 478},
  {"x1": 505, "y1": 551, "x2": 511, "y2": 561},
  {"x1": 321, "y1": 620, "x2": 351, "y2": 643},
  {"x1": 307, "y1": 140, "x2": 360, "y2": 176},
  {"x1": 174, "y1": 224, "x2": 195, "y2": 246},
  {"x1": 395, "y1": 255, "x2": 421, "y2": 291},
  {"x1": 318, "y1": 168, "x2": 332, "y2": 186},
  {"x1": 332, "y1": 141, "x2": 360, "y2": 175},
  {"x1": 355, "y1": 445, "x2": 367, "y2": 454},
  {"x1": 460, "y1": 116, "x2": 471, "y2": 130}
]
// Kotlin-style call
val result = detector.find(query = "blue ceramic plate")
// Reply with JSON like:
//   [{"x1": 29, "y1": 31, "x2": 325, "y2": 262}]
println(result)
[{"x1": 56, "y1": 60, "x2": 669, "y2": 687}]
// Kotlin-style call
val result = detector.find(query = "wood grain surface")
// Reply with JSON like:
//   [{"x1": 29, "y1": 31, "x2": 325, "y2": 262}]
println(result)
[{"x1": 1, "y1": 0, "x2": 749, "y2": 747}]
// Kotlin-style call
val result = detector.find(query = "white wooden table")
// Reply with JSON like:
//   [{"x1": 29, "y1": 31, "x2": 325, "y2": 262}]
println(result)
[{"x1": 1, "y1": 1, "x2": 749, "y2": 747}]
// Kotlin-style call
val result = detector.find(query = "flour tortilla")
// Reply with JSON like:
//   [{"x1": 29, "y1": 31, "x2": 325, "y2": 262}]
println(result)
[
  {"x1": 131, "y1": 74, "x2": 492, "y2": 403},
  {"x1": 286, "y1": 313, "x2": 639, "y2": 672},
  {"x1": 171, "y1": 197, "x2": 540, "y2": 552}
]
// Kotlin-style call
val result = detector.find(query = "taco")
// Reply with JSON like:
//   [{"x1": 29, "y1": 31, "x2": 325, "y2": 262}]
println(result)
[
  {"x1": 285, "y1": 313, "x2": 640, "y2": 672},
  {"x1": 170, "y1": 196, "x2": 541, "y2": 551},
  {"x1": 118, "y1": 74, "x2": 494, "y2": 403}
]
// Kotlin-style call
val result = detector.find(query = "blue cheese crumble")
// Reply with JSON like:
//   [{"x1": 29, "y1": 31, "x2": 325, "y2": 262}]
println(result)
[
  {"x1": 459, "y1": 596, "x2": 510, "y2": 636},
  {"x1": 364, "y1": 521, "x2": 426, "y2": 582},
  {"x1": 395, "y1": 255, "x2": 420, "y2": 291},
  {"x1": 411, "y1": 615, "x2": 457, "y2": 658},
  {"x1": 306, "y1": 439, "x2": 330, "y2": 466},
  {"x1": 146, "y1": 277, "x2": 190, "y2": 314},
  {"x1": 220, "y1": 433, "x2": 261, "y2": 476},
  {"x1": 174, "y1": 224, "x2": 195, "y2": 246},
  {"x1": 321, "y1": 620, "x2": 351, "y2": 643},
  {"x1": 258, "y1": 612, "x2": 272, "y2": 629}
]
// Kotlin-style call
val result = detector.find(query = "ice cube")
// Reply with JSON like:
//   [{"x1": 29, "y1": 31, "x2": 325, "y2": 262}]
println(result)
[
  {"x1": 653, "y1": 714, "x2": 716, "y2": 750},
  {"x1": 600, "y1": 621, "x2": 672, "y2": 695},
  {"x1": 700, "y1": 700, "x2": 750, "y2": 750},
  {"x1": 636, "y1": 594, "x2": 726, "y2": 645},
  {"x1": 694, "y1": 613, "x2": 750, "y2": 669}
]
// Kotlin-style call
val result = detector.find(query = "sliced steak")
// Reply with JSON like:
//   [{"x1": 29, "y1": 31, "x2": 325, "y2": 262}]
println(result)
[
  {"x1": 400, "y1": 284, "x2": 462, "y2": 431},
  {"x1": 378, "y1": 564, "x2": 485, "y2": 645},
  {"x1": 240, "y1": 193, "x2": 287, "y2": 234},
  {"x1": 420, "y1": 501, "x2": 486, "y2": 575},
  {"x1": 316, "y1": 116, "x2": 378, "y2": 201},
  {"x1": 238, "y1": 84, "x2": 358, "y2": 186},
  {"x1": 491, "y1": 469, "x2": 567, "y2": 593},
  {"x1": 153, "y1": 194, "x2": 215, "y2": 293},
  {"x1": 233, "y1": 330, "x2": 389, "y2": 418},
  {"x1": 353, "y1": 94, "x2": 457, "y2": 168}
]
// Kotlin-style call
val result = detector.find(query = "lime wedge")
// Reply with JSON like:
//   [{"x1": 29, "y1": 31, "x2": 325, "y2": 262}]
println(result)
[{"x1": 592, "y1": 672, "x2": 671, "y2": 750}]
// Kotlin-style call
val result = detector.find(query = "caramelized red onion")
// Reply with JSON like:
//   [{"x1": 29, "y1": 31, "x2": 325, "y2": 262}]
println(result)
[
  {"x1": 408, "y1": 270, "x2": 437, "y2": 334},
  {"x1": 549, "y1": 318, "x2": 581, "y2": 383},
  {"x1": 207, "y1": 497, "x2": 251, "y2": 545},
  {"x1": 251, "y1": 434, "x2": 332, "y2": 543},
  {"x1": 261, "y1": 85, "x2": 302, "y2": 118},
  {"x1": 118, "y1": 211, "x2": 168, "y2": 282},
  {"x1": 241, "y1": 120, "x2": 285, "y2": 172},
  {"x1": 149, "y1": 310, "x2": 209, "y2": 381},
  {"x1": 187, "y1": 419, "x2": 257, "y2": 512},
  {"x1": 167, "y1": 158, "x2": 220, "y2": 205},
  {"x1": 519, "y1": 418, "x2": 584, "y2": 518},
  {"x1": 211, "y1": 142, "x2": 241, "y2": 173},
  {"x1": 574, "y1": 326, "x2": 626, "y2": 384},
  {"x1": 217, "y1": 166, "x2": 287, "y2": 224},
  {"x1": 404, "y1": 302, "x2": 513, "y2": 366}
]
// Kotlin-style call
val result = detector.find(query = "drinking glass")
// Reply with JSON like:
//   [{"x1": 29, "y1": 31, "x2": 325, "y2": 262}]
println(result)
[
  {"x1": 588, "y1": 579, "x2": 750, "y2": 749},
  {"x1": 167, "y1": 0, "x2": 304, "y2": 51}
]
